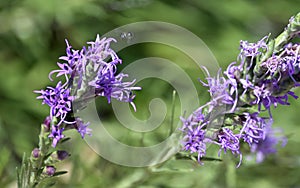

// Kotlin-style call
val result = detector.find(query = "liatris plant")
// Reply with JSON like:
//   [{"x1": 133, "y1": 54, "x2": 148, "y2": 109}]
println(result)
[
  {"x1": 180, "y1": 12, "x2": 300, "y2": 167},
  {"x1": 17, "y1": 12, "x2": 300, "y2": 188},
  {"x1": 17, "y1": 35, "x2": 141, "y2": 187}
]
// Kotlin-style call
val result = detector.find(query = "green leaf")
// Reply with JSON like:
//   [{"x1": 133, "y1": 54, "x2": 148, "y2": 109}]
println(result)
[
  {"x1": 53, "y1": 171, "x2": 68, "y2": 177},
  {"x1": 59, "y1": 137, "x2": 71, "y2": 144}
]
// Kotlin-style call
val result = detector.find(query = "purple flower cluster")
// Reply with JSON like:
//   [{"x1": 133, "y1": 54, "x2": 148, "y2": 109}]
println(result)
[
  {"x1": 35, "y1": 82, "x2": 73, "y2": 125},
  {"x1": 180, "y1": 32, "x2": 299, "y2": 166},
  {"x1": 35, "y1": 35, "x2": 141, "y2": 147},
  {"x1": 180, "y1": 108, "x2": 208, "y2": 163}
]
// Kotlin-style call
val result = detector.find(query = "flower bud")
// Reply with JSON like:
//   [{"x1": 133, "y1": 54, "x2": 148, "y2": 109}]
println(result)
[
  {"x1": 57, "y1": 150, "x2": 70, "y2": 161},
  {"x1": 45, "y1": 166, "x2": 56, "y2": 176},
  {"x1": 31, "y1": 148, "x2": 40, "y2": 158},
  {"x1": 43, "y1": 116, "x2": 51, "y2": 132}
]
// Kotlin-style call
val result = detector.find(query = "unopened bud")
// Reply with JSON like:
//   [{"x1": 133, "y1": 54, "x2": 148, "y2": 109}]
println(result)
[
  {"x1": 45, "y1": 166, "x2": 56, "y2": 176},
  {"x1": 31, "y1": 148, "x2": 40, "y2": 158}
]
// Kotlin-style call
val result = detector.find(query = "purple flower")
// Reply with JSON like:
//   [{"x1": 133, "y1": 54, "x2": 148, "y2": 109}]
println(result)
[
  {"x1": 89, "y1": 70, "x2": 140, "y2": 106},
  {"x1": 182, "y1": 124, "x2": 207, "y2": 163},
  {"x1": 261, "y1": 45, "x2": 300, "y2": 86},
  {"x1": 261, "y1": 55, "x2": 281, "y2": 75},
  {"x1": 278, "y1": 46, "x2": 300, "y2": 86},
  {"x1": 86, "y1": 35, "x2": 121, "y2": 65},
  {"x1": 48, "y1": 39, "x2": 82, "y2": 87},
  {"x1": 224, "y1": 62, "x2": 240, "y2": 83},
  {"x1": 180, "y1": 108, "x2": 209, "y2": 163},
  {"x1": 250, "y1": 124, "x2": 287, "y2": 163},
  {"x1": 49, "y1": 35, "x2": 142, "y2": 111},
  {"x1": 252, "y1": 80, "x2": 298, "y2": 113},
  {"x1": 74, "y1": 118, "x2": 92, "y2": 138},
  {"x1": 239, "y1": 36, "x2": 268, "y2": 69},
  {"x1": 35, "y1": 35, "x2": 142, "y2": 148},
  {"x1": 217, "y1": 128, "x2": 242, "y2": 167},
  {"x1": 35, "y1": 81, "x2": 74, "y2": 125},
  {"x1": 240, "y1": 113, "x2": 266, "y2": 146},
  {"x1": 181, "y1": 108, "x2": 206, "y2": 130},
  {"x1": 200, "y1": 67, "x2": 237, "y2": 112},
  {"x1": 83, "y1": 36, "x2": 141, "y2": 107},
  {"x1": 178, "y1": 27, "x2": 299, "y2": 167},
  {"x1": 60, "y1": 39, "x2": 81, "y2": 67},
  {"x1": 239, "y1": 36, "x2": 268, "y2": 58},
  {"x1": 48, "y1": 125, "x2": 65, "y2": 147}
]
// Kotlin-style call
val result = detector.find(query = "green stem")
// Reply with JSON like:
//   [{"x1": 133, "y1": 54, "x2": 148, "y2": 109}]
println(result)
[
  {"x1": 17, "y1": 122, "x2": 55, "y2": 188},
  {"x1": 256, "y1": 12, "x2": 300, "y2": 71},
  {"x1": 30, "y1": 124, "x2": 50, "y2": 187}
]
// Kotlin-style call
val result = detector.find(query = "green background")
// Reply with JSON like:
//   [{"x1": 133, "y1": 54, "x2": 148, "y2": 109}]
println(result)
[{"x1": 0, "y1": 0, "x2": 300, "y2": 187}]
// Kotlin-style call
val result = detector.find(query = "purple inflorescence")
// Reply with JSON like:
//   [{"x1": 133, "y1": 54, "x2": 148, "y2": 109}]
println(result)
[
  {"x1": 35, "y1": 35, "x2": 141, "y2": 147},
  {"x1": 217, "y1": 128, "x2": 242, "y2": 167},
  {"x1": 180, "y1": 32, "x2": 300, "y2": 166},
  {"x1": 180, "y1": 108, "x2": 209, "y2": 163}
]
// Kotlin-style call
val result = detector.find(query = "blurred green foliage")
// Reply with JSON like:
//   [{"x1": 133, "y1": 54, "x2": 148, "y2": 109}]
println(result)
[{"x1": 1, "y1": 0, "x2": 300, "y2": 187}]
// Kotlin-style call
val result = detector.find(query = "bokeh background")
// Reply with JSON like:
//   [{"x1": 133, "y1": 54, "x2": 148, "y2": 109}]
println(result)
[{"x1": 1, "y1": 0, "x2": 300, "y2": 187}]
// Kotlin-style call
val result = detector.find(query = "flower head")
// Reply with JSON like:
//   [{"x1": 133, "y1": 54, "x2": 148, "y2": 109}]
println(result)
[
  {"x1": 251, "y1": 80, "x2": 298, "y2": 113},
  {"x1": 181, "y1": 124, "x2": 207, "y2": 163},
  {"x1": 239, "y1": 36, "x2": 268, "y2": 69},
  {"x1": 240, "y1": 113, "x2": 266, "y2": 146},
  {"x1": 74, "y1": 118, "x2": 92, "y2": 139},
  {"x1": 180, "y1": 108, "x2": 210, "y2": 163},
  {"x1": 250, "y1": 123, "x2": 287, "y2": 163},
  {"x1": 48, "y1": 125, "x2": 65, "y2": 147},
  {"x1": 200, "y1": 67, "x2": 237, "y2": 112},
  {"x1": 217, "y1": 128, "x2": 242, "y2": 167},
  {"x1": 35, "y1": 35, "x2": 141, "y2": 147},
  {"x1": 35, "y1": 81, "x2": 74, "y2": 125},
  {"x1": 54, "y1": 35, "x2": 142, "y2": 111}
]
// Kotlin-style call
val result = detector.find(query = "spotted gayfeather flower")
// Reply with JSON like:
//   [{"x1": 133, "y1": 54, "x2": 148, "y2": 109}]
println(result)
[
  {"x1": 180, "y1": 108, "x2": 210, "y2": 163},
  {"x1": 251, "y1": 80, "x2": 298, "y2": 113},
  {"x1": 240, "y1": 112, "x2": 266, "y2": 146},
  {"x1": 250, "y1": 121, "x2": 287, "y2": 163},
  {"x1": 261, "y1": 43, "x2": 300, "y2": 88},
  {"x1": 48, "y1": 125, "x2": 65, "y2": 147},
  {"x1": 54, "y1": 35, "x2": 142, "y2": 111},
  {"x1": 35, "y1": 35, "x2": 141, "y2": 147},
  {"x1": 89, "y1": 71, "x2": 140, "y2": 109},
  {"x1": 238, "y1": 36, "x2": 268, "y2": 69},
  {"x1": 180, "y1": 13, "x2": 300, "y2": 166},
  {"x1": 35, "y1": 81, "x2": 74, "y2": 125},
  {"x1": 49, "y1": 39, "x2": 81, "y2": 85},
  {"x1": 200, "y1": 67, "x2": 237, "y2": 112},
  {"x1": 239, "y1": 36, "x2": 268, "y2": 58},
  {"x1": 73, "y1": 117, "x2": 92, "y2": 139},
  {"x1": 182, "y1": 125, "x2": 207, "y2": 163},
  {"x1": 217, "y1": 128, "x2": 242, "y2": 167}
]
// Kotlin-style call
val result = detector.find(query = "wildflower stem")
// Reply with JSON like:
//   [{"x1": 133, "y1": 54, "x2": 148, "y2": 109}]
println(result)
[
  {"x1": 30, "y1": 125, "x2": 50, "y2": 187},
  {"x1": 258, "y1": 12, "x2": 300, "y2": 65}
]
